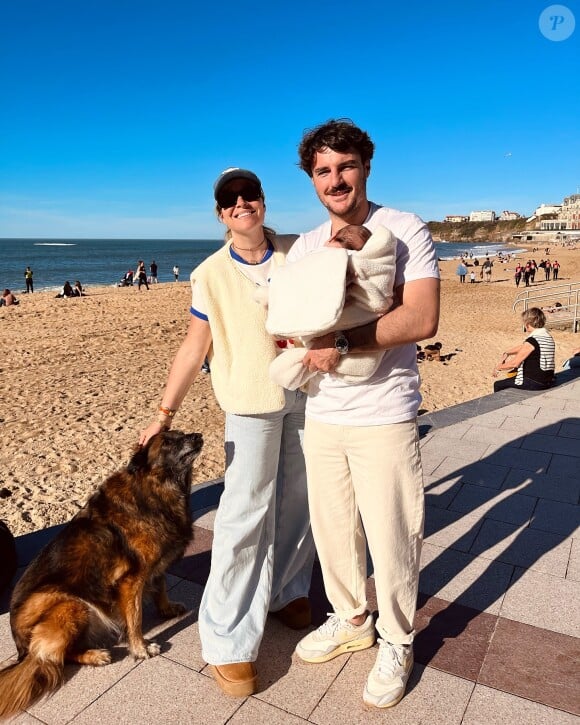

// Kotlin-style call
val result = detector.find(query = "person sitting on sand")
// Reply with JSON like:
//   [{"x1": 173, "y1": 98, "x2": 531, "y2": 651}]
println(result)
[
  {"x1": 73, "y1": 280, "x2": 85, "y2": 296},
  {"x1": 56, "y1": 281, "x2": 76, "y2": 298},
  {"x1": 0, "y1": 289, "x2": 19, "y2": 307},
  {"x1": 492, "y1": 307, "x2": 555, "y2": 391}
]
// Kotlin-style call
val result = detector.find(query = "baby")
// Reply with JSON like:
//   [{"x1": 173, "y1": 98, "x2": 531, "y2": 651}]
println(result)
[
  {"x1": 325, "y1": 224, "x2": 372, "y2": 251},
  {"x1": 266, "y1": 224, "x2": 397, "y2": 389}
]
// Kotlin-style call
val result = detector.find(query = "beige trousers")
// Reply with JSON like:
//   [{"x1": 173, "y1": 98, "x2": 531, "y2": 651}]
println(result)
[{"x1": 303, "y1": 418, "x2": 424, "y2": 646}]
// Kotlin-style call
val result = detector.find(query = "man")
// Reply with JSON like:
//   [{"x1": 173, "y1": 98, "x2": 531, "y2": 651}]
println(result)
[
  {"x1": 24, "y1": 266, "x2": 33, "y2": 293},
  {"x1": 289, "y1": 119, "x2": 440, "y2": 708},
  {"x1": 149, "y1": 260, "x2": 158, "y2": 283}
]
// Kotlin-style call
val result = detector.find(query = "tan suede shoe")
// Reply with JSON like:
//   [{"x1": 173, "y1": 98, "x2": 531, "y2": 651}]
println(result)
[
  {"x1": 209, "y1": 662, "x2": 258, "y2": 697},
  {"x1": 271, "y1": 597, "x2": 312, "y2": 630}
]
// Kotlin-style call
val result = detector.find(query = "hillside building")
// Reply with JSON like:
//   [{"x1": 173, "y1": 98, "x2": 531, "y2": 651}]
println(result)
[{"x1": 469, "y1": 210, "x2": 496, "y2": 222}]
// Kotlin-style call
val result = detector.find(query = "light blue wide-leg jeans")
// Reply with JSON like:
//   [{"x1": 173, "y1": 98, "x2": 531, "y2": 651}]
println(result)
[{"x1": 199, "y1": 389, "x2": 315, "y2": 665}]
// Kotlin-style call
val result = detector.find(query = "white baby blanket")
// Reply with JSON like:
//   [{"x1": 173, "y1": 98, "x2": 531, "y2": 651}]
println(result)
[{"x1": 266, "y1": 225, "x2": 397, "y2": 389}]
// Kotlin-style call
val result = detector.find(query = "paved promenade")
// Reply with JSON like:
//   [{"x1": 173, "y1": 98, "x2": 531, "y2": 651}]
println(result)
[{"x1": 1, "y1": 371, "x2": 579, "y2": 724}]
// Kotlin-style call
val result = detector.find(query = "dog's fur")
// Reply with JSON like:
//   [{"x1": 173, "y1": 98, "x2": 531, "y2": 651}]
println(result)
[{"x1": 0, "y1": 430, "x2": 203, "y2": 720}]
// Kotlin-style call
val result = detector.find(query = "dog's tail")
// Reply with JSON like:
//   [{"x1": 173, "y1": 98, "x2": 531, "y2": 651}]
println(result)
[{"x1": 0, "y1": 653, "x2": 63, "y2": 719}]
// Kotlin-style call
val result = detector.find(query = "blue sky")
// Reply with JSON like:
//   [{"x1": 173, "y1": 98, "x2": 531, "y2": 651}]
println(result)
[{"x1": 1, "y1": 0, "x2": 578, "y2": 239}]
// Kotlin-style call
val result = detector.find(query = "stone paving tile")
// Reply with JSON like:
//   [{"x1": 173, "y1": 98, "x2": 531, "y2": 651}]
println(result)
[
  {"x1": 463, "y1": 409, "x2": 509, "y2": 429},
  {"x1": 448, "y1": 483, "x2": 538, "y2": 526},
  {"x1": 560, "y1": 420, "x2": 580, "y2": 439},
  {"x1": 546, "y1": 451, "x2": 580, "y2": 478},
  {"x1": 461, "y1": 425, "x2": 525, "y2": 447},
  {"x1": 0, "y1": 609, "x2": 16, "y2": 662},
  {"x1": 499, "y1": 416, "x2": 561, "y2": 435},
  {"x1": 417, "y1": 449, "x2": 448, "y2": 477},
  {"x1": 520, "y1": 397, "x2": 567, "y2": 412},
  {"x1": 4, "y1": 714, "x2": 45, "y2": 724},
  {"x1": 229, "y1": 697, "x2": 308, "y2": 724},
  {"x1": 420, "y1": 440, "x2": 490, "y2": 466},
  {"x1": 430, "y1": 459, "x2": 510, "y2": 489},
  {"x1": 479, "y1": 617, "x2": 580, "y2": 715},
  {"x1": 470, "y1": 519, "x2": 572, "y2": 578},
  {"x1": 414, "y1": 593, "x2": 497, "y2": 681},
  {"x1": 419, "y1": 543, "x2": 513, "y2": 614},
  {"x1": 310, "y1": 655, "x2": 474, "y2": 725},
  {"x1": 462, "y1": 684, "x2": 580, "y2": 724},
  {"x1": 530, "y1": 499, "x2": 580, "y2": 537},
  {"x1": 71, "y1": 657, "x2": 241, "y2": 725},
  {"x1": 255, "y1": 621, "x2": 345, "y2": 720},
  {"x1": 193, "y1": 505, "x2": 217, "y2": 531},
  {"x1": 168, "y1": 525, "x2": 213, "y2": 585},
  {"x1": 424, "y1": 507, "x2": 484, "y2": 553},
  {"x1": 27, "y1": 646, "x2": 139, "y2": 724},
  {"x1": 423, "y1": 475, "x2": 462, "y2": 509},
  {"x1": 146, "y1": 579, "x2": 206, "y2": 672},
  {"x1": 422, "y1": 421, "x2": 473, "y2": 439},
  {"x1": 521, "y1": 432, "x2": 580, "y2": 457},
  {"x1": 501, "y1": 468, "x2": 580, "y2": 505},
  {"x1": 481, "y1": 445, "x2": 552, "y2": 473},
  {"x1": 567, "y1": 537, "x2": 580, "y2": 581},
  {"x1": 500, "y1": 567, "x2": 580, "y2": 637}
]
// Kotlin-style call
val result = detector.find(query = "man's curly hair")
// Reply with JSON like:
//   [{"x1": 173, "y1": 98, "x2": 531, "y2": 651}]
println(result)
[{"x1": 298, "y1": 119, "x2": 375, "y2": 177}]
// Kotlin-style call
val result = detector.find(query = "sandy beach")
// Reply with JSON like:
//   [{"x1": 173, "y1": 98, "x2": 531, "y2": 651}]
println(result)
[{"x1": 2, "y1": 243, "x2": 579, "y2": 537}]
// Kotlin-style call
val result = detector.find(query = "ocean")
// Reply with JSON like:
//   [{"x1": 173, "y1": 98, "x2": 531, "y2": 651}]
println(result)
[{"x1": 0, "y1": 237, "x2": 524, "y2": 293}]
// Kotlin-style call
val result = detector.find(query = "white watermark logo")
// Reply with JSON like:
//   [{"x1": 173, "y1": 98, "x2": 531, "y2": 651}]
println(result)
[{"x1": 539, "y1": 4, "x2": 575, "y2": 40}]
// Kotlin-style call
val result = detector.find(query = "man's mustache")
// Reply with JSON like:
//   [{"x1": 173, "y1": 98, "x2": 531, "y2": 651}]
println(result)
[{"x1": 327, "y1": 183, "x2": 351, "y2": 194}]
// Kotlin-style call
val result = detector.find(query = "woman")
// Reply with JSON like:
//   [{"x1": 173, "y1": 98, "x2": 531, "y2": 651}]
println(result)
[
  {"x1": 139, "y1": 168, "x2": 314, "y2": 697},
  {"x1": 136, "y1": 260, "x2": 149, "y2": 290},
  {"x1": 492, "y1": 307, "x2": 555, "y2": 391}
]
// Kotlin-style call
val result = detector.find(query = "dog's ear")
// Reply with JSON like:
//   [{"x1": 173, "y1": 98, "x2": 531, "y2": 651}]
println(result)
[{"x1": 128, "y1": 444, "x2": 150, "y2": 474}]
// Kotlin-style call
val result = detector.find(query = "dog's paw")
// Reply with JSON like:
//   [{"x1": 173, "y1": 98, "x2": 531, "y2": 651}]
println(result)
[
  {"x1": 158, "y1": 601, "x2": 188, "y2": 619},
  {"x1": 92, "y1": 649, "x2": 112, "y2": 666},
  {"x1": 130, "y1": 639, "x2": 159, "y2": 660},
  {"x1": 146, "y1": 641, "x2": 161, "y2": 657}
]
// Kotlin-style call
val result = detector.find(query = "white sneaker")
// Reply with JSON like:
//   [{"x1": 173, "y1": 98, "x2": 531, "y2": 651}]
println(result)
[
  {"x1": 363, "y1": 639, "x2": 414, "y2": 708},
  {"x1": 295, "y1": 613, "x2": 375, "y2": 663}
]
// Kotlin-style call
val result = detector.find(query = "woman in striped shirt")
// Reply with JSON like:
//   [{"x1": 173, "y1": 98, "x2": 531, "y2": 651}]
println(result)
[{"x1": 493, "y1": 307, "x2": 555, "y2": 391}]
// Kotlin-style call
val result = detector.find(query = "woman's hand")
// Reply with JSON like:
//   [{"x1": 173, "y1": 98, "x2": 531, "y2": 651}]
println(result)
[{"x1": 139, "y1": 420, "x2": 167, "y2": 447}]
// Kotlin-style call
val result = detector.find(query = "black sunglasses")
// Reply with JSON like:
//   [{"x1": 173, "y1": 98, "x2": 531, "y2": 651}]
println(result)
[{"x1": 217, "y1": 184, "x2": 262, "y2": 209}]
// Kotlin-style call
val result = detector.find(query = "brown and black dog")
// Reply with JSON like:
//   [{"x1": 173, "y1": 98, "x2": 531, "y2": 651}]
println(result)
[{"x1": 0, "y1": 429, "x2": 203, "y2": 720}]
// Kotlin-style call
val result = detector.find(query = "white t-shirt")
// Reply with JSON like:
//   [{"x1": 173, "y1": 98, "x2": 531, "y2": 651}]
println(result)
[{"x1": 287, "y1": 203, "x2": 440, "y2": 426}]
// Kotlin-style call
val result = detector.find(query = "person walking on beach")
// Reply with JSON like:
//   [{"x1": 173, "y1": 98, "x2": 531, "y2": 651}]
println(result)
[
  {"x1": 24, "y1": 266, "x2": 33, "y2": 293},
  {"x1": 172, "y1": 264, "x2": 179, "y2": 281},
  {"x1": 530, "y1": 259, "x2": 537, "y2": 283},
  {"x1": 288, "y1": 119, "x2": 439, "y2": 709},
  {"x1": 544, "y1": 259, "x2": 551, "y2": 281},
  {"x1": 482, "y1": 257, "x2": 493, "y2": 282},
  {"x1": 149, "y1": 260, "x2": 158, "y2": 283},
  {"x1": 139, "y1": 168, "x2": 315, "y2": 698},
  {"x1": 136, "y1": 260, "x2": 149, "y2": 290},
  {"x1": 514, "y1": 263, "x2": 522, "y2": 287}
]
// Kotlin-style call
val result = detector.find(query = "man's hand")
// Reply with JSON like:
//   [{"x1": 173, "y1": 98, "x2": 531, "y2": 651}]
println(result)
[{"x1": 303, "y1": 332, "x2": 340, "y2": 373}]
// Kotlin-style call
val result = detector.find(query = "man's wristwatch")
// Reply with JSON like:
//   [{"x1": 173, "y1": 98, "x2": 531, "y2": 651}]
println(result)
[{"x1": 334, "y1": 331, "x2": 349, "y2": 355}]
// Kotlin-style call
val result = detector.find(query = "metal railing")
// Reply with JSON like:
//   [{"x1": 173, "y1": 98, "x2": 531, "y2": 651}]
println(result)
[{"x1": 513, "y1": 281, "x2": 580, "y2": 332}]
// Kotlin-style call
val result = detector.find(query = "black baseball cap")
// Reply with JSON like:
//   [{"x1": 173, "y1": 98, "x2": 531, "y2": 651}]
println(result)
[{"x1": 213, "y1": 167, "x2": 263, "y2": 201}]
